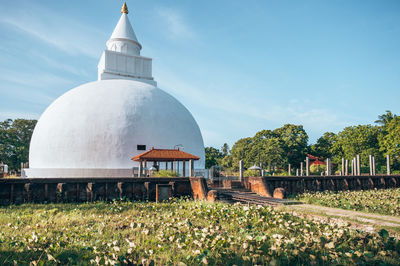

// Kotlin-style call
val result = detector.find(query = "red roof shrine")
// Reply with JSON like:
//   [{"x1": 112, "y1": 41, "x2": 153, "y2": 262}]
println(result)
[
  {"x1": 132, "y1": 148, "x2": 200, "y2": 162},
  {"x1": 307, "y1": 154, "x2": 323, "y2": 160},
  {"x1": 307, "y1": 154, "x2": 326, "y2": 166},
  {"x1": 311, "y1": 160, "x2": 325, "y2": 166}
]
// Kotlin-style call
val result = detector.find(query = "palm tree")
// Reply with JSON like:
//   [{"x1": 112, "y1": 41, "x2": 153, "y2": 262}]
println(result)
[
  {"x1": 221, "y1": 143, "x2": 230, "y2": 156},
  {"x1": 375, "y1": 110, "x2": 397, "y2": 126}
]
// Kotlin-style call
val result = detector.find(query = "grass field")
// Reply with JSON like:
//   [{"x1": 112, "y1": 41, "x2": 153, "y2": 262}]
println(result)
[
  {"x1": 0, "y1": 199, "x2": 399, "y2": 265},
  {"x1": 292, "y1": 188, "x2": 400, "y2": 216}
]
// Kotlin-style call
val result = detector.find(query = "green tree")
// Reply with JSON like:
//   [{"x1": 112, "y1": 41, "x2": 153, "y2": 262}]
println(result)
[
  {"x1": 0, "y1": 119, "x2": 37, "y2": 171},
  {"x1": 260, "y1": 137, "x2": 283, "y2": 168},
  {"x1": 230, "y1": 125, "x2": 307, "y2": 171},
  {"x1": 230, "y1": 137, "x2": 253, "y2": 170},
  {"x1": 375, "y1": 110, "x2": 397, "y2": 126},
  {"x1": 378, "y1": 116, "x2": 400, "y2": 169},
  {"x1": 273, "y1": 124, "x2": 309, "y2": 168},
  {"x1": 248, "y1": 137, "x2": 283, "y2": 169},
  {"x1": 221, "y1": 143, "x2": 230, "y2": 156},
  {"x1": 331, "y1": 125, "x2": 382, "y2": 167},
  {"x1": 310, "y1": 132, "x2": 337, "y2": 159},
  {"x1": 204, "y1": 147, "x2": 224, "y2": 168},
  {"x1": 220, "y1": 155, "x2": 233, "y2": 169}
]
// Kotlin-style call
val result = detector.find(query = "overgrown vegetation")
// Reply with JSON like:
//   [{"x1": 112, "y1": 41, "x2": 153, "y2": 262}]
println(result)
[
  {"x1": 292, "y1": 188, "x2": 400, "y2": 216},
  {"x1": 153, "y1": 170, "x2": 180, "y2": 177},
  {"x1": 0, "y1": 200, "x2": 400, "y2": 265},
  {"x1": 310, "y1": 164, "x2": 326, "y2": 175}
]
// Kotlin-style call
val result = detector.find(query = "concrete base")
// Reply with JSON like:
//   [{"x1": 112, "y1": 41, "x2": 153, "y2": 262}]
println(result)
[{"x1": 23, "y1": 168, "x2": 134, "y2": 178}]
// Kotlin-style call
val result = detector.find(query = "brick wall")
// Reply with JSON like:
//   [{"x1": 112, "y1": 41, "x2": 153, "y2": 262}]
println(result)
[
  {"x1": 243, "y1": 175, "x2": 400, "y2": 197},
  {"x1": 0, "y1": 177, "x2": 202, "y2": 205},
  {"x1": 189, "y1": 177, "x2": 208, "y2": 200}
]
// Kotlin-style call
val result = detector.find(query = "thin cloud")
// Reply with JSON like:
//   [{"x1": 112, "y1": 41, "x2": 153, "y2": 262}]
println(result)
[
  {"x1": 155, "y1": 7, "x2": 197, "y2": 41},
  {"x1": 0, "y1": 111, "x2": 40, "y2": 121},
  {"x1": 30, "y1": 51, "x2": 91, "y2": 78},
  {"x1": 0, "y1": 69, "x2": 74, "y2": 90},
  {"x1": 156, "y1": 65, "x2": 351, "y2": 145},
  {"x1": 0, "y1": 4, "x2": 106, "y2": 59}
]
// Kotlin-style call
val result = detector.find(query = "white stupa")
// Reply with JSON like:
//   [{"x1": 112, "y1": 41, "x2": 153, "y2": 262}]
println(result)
[{"x1": 24, "y1": 3, "x2": 205, "y2": 178}]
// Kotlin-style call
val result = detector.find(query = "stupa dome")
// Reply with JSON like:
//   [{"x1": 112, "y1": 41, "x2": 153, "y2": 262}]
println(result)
[{"x1": 25, "y1": 3, "x2": 205, "y2": 177}]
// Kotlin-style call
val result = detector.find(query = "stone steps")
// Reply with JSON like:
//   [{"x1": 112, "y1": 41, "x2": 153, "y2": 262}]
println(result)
[{"x1": 215, "y1": 188, "x2": 302, "y2": 206}]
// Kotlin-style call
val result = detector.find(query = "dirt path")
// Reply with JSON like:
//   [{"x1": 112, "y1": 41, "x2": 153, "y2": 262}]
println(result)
[{"x1": 280, "y1": 204, "x2": 400, "y2": 236}]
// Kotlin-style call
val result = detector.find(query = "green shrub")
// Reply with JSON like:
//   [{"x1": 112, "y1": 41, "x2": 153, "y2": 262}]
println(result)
[
  {"x1": 244, "y1": 169, "x2": 261, "y2": 177},
  {"x1": 310, "y1": 164, "x2": 326, "y2": 175},
  {"x1": 276, "y1": 171, "x2": 289, "y2": 176},
  {"x1": 153, "y1": 170, "x2": 179, "y2": 177}
]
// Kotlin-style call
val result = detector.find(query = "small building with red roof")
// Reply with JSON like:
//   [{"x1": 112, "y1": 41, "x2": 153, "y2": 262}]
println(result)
[{"x1": 132, "y1": 148, "x2": 200, "y2": 177}]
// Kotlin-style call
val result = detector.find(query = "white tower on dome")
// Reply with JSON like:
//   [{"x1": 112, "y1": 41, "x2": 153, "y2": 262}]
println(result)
[{"x1": 98, "y1": 3, "x2": 155, "y2": 85}]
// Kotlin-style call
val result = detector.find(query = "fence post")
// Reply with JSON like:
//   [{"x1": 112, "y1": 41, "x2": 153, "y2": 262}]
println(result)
[
  {"x1": 239, "y1": 160, "x2": 243, "y2": 182},
  {"x1": 300, "y1": 162, "x2": 304, "y2": 176},
  {"x1": 387, "y1": 154, "x2": 391, "y2": 175},
  {"x1": 372, "y1": 156, "x2": 376, "y2": 176},
  {"x1": 306, "y1": 157, "x2": 310, "y2": 176},
  {"x1": 341, "y1": 158, "x2": 345, "y2": 176},
  {"x1": 326, "y1": 158, "x2": 331, "y2": 176},
  {"x1": 356, "y1": 154, "x2": 361, "y2": 176},
  {"x1": 189, "y1": 160, "x2": 194, "y2": 177},
  {"x1": 138, "y1": 161, "x2": 142, "y2": 177},
  {"x1": 369, "y1": 155, "x2": 373, "y2": 175}
]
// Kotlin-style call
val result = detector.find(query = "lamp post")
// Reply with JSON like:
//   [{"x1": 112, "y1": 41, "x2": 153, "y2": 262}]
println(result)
[
  {"x1": 249, "y1": 163, "x2": 262, "y2": 177},
  {"x1": 174, "y1": 144, "x2": 184, "y2": 150},
  {"x1": 174, "y1": 144, "x2": 184, "y2": 175},
  {"x1": 148, "y1": 166, "x2": 157, "y2": 177}
]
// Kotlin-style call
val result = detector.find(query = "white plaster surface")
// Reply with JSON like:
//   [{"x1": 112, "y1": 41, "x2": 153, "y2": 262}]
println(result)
[
  {"x1": 23, "y1": 168, "x2": 133, "y2": 178},
  {"x1": 98, "y1": 50, "x2": 154, "y2": 85},
  {"x1": 107, "y1": 13, "x2": 141, "y2": 55},
  {"x1": 98, "y1": 12, "x2": 154, "y2": 84},
  {"x1": 28, "y1": 79, "x2": 205, "y2": 177}
]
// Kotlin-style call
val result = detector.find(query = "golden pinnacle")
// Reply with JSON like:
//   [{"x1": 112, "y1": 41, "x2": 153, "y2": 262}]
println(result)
[{"x1": 121, "y1": 2, "x2": 128, "y2": 14}]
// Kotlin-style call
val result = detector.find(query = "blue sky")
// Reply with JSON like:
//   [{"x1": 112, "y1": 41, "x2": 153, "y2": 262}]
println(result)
[{"x1": 0, "y1": 0, "x2": 399, "y2": 148}]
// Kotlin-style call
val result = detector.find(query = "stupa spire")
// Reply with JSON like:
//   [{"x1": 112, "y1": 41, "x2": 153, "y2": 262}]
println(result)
[
  {"x1": 121, "y1": 2, "x2": 128, "y2": 14},
  {"x1": 97, "y1": 2, "x2": 155, "y2": 85},
  {"x1": 106, "y1": 2, "x2": 141, "y2": 54}
]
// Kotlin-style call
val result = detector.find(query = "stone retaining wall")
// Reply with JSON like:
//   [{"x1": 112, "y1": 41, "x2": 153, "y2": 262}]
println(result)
[
  {"x1": 244, "y1": 175, "x2": 400, "y2": 196},
  {"x1": 0, "y1": 177, "x2": 207, "y2": 205}
]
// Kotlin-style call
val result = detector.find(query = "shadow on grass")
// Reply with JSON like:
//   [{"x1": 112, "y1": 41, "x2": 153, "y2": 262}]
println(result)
[
  {"x1": 0, "y1": 198, "x2": 193, "y2": 215},
  {"x1": 0, "y1": 201, "x2": 127, "y2": 212},
  {"x1": 0, "y1": 249, "x2": 94, "y2": 265}
]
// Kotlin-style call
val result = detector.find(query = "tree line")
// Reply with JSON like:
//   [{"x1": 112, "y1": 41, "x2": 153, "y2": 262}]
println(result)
[
  {"x1": 0, "y1": 119, "x2": 37, "y2": 171},
  {"x1": 206, "y1": 111, "x2": 400, "y2": 174}
]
